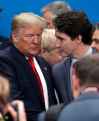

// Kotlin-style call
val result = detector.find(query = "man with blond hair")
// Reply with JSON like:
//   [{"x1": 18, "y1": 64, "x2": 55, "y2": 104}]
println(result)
[{"x1": 0, "y1": 12, "x2": 57, "y2": 121}]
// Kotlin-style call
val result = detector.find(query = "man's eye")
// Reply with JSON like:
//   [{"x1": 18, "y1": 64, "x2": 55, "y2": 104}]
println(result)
[
  {"x1": 36, "y1": 34, "x2": 41, "y2": 37},
  {"x1": 23, "y1": 34, "x2": 33, "y2": 37},
  {"x1": 57, "y1": 37, "x2": 63, "y2": 41},
  {"x1": 93, "y1": 38, "x2": 99, "y2": 43}
]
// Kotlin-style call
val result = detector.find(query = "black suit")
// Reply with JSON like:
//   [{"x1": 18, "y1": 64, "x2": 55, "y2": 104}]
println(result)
[{"x1": 0, "y1": 42, "x2": 57, "y2": 121}]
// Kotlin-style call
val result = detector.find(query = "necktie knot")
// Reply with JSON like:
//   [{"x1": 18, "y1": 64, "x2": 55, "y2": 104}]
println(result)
[{"x1": 28, "y1": 56, "x2": 33, "y2": 64}]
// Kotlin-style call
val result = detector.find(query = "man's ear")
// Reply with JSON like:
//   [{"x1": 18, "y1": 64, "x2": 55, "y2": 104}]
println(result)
[
  {"x1": 72, "y1": 72, "x2": 80, "y2": 98},
  {"x1": 11, "y1": 31, "x2": 19, "y2": 43},
  {"x1": 75, "y1": 35, "x2": 82, "y2": 44}
]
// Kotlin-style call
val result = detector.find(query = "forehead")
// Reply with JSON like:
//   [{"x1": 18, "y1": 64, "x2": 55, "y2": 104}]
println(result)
[
  {"x1": 18, "y1": 24, "x2": 43, "y2": 34},
  {"x1": 93, "y1": 30, "x2": 99, "y2": 39},
  {"x1": 43, "y1": 11, "x2": 54, "y2": 19},
  {"x1": 55, "y1": 31, "x2": 70, "y2": 39}
]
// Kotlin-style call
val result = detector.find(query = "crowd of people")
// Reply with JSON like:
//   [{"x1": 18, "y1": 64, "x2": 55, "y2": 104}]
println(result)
[{"x1": 0, "y1": 1, "x2": 99, "y2": 121}]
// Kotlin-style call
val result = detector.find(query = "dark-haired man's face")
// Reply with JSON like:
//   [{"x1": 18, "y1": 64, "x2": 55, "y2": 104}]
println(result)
[
  {"x1": 92, "y1": 29, "x2": 99, "y2": 52},
  {"x1": 55, "y1": 31, "x2": 78, "y2": 57}
]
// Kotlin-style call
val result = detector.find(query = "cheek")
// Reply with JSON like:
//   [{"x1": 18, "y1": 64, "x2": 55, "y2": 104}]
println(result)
[
  {"x1": 96, "y1": 45, "x2": 99, "y2": 48},
  {"x1": 54, "y1": 53, "x2": 61, "y2": 59},
  {"x1": 24, "y1": 41, "x2": 30, "y2": 47},
  {"x1": 62, "y1": 42, "x2": 66, "y2": 48},
  {"x1": 22, "y1": 41, "x2": 32, "y2": 50},
  {"x1": 95, "y1": 46, "x2": 99, "y2": 52},
  {"x1": 62, "y1": 42, "x2": 71, "y2": 51}
]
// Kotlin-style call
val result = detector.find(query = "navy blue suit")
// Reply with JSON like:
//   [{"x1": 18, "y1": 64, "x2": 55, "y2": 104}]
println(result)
[
  {"x1": 0, "y1": 42, "x2": 57, "y2": 121},
  {"x1": 52, "y1": 56, "x2": 73, "y2": 104},
  {"x1": 52, "y1": 48, "x2": 96, "y2": 104},
  {"x1": 58, "y1": 91, "x2": 99, "y2": 121}
]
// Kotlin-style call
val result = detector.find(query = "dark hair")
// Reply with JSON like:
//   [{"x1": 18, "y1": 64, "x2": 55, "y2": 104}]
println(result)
[
  {"x1": 74, "y1": 53, "x2": 99, "y2": 86},
  {"x1": 54, "y1": 11, "x2": 94, "y2": 45}
]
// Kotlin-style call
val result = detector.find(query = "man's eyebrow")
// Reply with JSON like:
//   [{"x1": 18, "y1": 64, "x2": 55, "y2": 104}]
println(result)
[
  {"x1": 56, "y1": 35, "x2": 63, "y2": 40},
  {"x1": 92, "y1": 38, "x2": 99, "y2": 42}
]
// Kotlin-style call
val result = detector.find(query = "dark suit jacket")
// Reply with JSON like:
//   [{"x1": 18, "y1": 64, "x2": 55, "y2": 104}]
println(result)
[
  {"x1": 52, "y1": 56, "x2": 73, "y2": 104},
  {"x1": 58, "y1": 91, "x2": 99, "y2": 121},
  {"x1": 38, "y1": 104, "x2": 64, "y2": 121},
  {"x1": 52, "y1": 48, "x2": 96, "y2": 104},
  {"x1": 0, "y1": 42, "x2": 57, "y2": 121}
]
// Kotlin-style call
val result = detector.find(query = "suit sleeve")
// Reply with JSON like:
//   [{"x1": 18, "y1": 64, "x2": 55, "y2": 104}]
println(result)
[
  {"x1": 0, "y1": 57, "x2": 22, "y2": 100},
  {"x1": 52, "y1": 64, "x2": 64, "y2": 103}
]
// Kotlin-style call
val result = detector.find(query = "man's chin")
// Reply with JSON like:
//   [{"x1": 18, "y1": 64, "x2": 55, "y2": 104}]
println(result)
[{"x1": 30, "y1": 51, "x2": 41, "y2": 56}]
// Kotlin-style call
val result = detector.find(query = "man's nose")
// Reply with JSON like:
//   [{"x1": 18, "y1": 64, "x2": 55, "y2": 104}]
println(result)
[
  {"x1": 56, "y1": 42, "x2": 61, "y2": 48},
  {"x1": 33, "y1": 36, "x2": 40, "y2": 43},
  {"x1": 55, "y1": 39, "x2": 61, "y2": 48},
  {"x1": 91, "y1": 41, "x2": 96, "y2": 48}
]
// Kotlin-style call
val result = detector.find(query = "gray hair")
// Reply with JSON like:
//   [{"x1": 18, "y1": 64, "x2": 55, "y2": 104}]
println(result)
[{"x1": 42, "y1": 1, "x2": 72, "y2": 17}]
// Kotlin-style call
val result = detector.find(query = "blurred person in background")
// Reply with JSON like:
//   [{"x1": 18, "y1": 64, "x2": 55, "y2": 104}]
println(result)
[
  {"x1": 52, "y1": 11, "x2": 95, "y2": 103},
  {"x1": 0, "y1": 74, "x2": 26, "y2": 121},
  {"x1": 91, "y1": 23, "x2": 99, "y2": 52},
  {"x1": 41, "y1": 1, "x2": 72, "y2": 28}
]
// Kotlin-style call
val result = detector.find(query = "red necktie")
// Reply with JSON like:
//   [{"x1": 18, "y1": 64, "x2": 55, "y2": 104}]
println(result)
[{"x1": 28, "y1": 56, "x2": 44, "y2": 102}]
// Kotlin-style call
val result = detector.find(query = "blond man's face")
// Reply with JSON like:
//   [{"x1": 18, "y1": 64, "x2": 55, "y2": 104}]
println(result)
[{"x1": 12, "y1": 24, "x2": 43, "y2": 56}]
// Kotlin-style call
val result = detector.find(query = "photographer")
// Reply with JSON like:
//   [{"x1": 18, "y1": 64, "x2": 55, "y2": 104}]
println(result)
[{"x1": 0, "y1": 75, "x2": 27, "y2": 121}]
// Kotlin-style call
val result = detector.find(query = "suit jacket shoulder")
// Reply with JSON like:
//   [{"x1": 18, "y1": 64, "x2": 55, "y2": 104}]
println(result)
[{"x1": 58, "y1": 92, "x2": 99, "y2": 121}]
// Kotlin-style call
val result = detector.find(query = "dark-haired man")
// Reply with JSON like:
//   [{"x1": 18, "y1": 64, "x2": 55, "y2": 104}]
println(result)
[
  {"x1": 52, "y1": 11, "x2": 95, "y2": 103},
  {"x1": 58, "y1": 54, "x2": 99, "y2": 121}
]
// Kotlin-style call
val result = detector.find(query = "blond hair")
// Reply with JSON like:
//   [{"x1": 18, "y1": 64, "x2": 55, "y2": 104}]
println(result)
[
  {"x1": 41, "y1": 29, "x2": 56, "y2": 51},
  {"x1": 12, "y1": 12, "x2": 47, "y2": 31}
]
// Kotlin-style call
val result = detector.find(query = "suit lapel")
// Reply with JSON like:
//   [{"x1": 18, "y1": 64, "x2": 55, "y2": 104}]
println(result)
[
  {"x1": 35, "y1": 56, "x2": 51, "y2": 83},
  {"x1": 11, "y1": 45, "x2": 37, "y2": 84}
]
